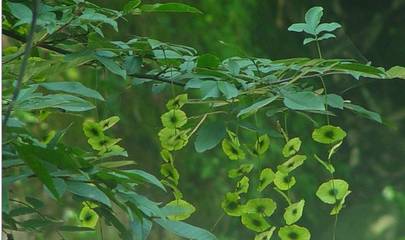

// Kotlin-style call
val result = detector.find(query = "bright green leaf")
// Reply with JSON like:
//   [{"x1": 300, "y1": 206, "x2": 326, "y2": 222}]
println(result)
[
  {"x1": 387, "y1": 66, "x2": 405, "y2": 79},
  {"x1": 241, "y1": 213, "x2": 270, "y2": 232},
  {"x1": 278, "y1": 225, "x2": 311, "y2": 240},
  {"x1": 274, "y1": 171, "x2": 296, "y2": 191},
  {"x1": 316, "y1": 179, "x2": 349, "y2": 204},
  {"x1": 312, "y1": 125, "x2": 347, "y2": 144},
  {"x1": 282, "y1": 137, "x2": 302, "y2": 157},
  {"x1": 244, "y1": 198, "x2": 277, "y2": 217},
  {"x1": 283, "y1": 200, "x2": 305, "y2": 225},
  {"x1": 316, "y1": 22, "x2": 341, "y2": 34},
  {"x1": 164, "y1": 199, "x2": 196, "y2": 221},
  {"x1": 257, "y1": 168, "x2": 275, "y2": 192}
]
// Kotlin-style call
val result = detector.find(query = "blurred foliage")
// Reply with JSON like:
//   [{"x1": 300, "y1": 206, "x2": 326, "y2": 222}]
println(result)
[{"x1": 107, "y1": 1, "x2": 405, "y2": 239}]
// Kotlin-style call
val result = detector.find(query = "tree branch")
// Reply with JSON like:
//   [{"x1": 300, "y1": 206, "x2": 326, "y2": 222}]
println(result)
[
  {"x1": 3, "y1": 0, "x2": 40, "y2": 127},
  {"x1": 2, "y1": 29, "x2": 71, "y2": 55},
  {"x1": 2, "y1": 30, "x2": 185, "y2": 87}
]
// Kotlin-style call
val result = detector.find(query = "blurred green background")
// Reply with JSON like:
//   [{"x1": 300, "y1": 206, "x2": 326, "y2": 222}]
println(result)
[{"x1": 27, "y1": 0, "x2": 405, "y2": 239}]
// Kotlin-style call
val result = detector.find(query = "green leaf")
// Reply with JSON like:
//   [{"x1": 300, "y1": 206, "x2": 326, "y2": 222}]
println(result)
[
  {"x1": 274, "y1": 171, "x2": 296, "y2": 191},
  {"x1": 227, "y1": 60, "x2": 240, "y2": 75},
  {"x1": 121, "y1": 191, "x2": 163, "y2": 217},
  {"x1": 228, "y1": 164, "x2": 254, "y2": 179},
  {"x1": 282, "y1": 91, "x2": 325, "y2": 111},
  {"x1": 304, "y1": 6, "x2": 324, "y2": 33},
  {"x1": 312, "y1": 125, "x2": 347, "y2": 144},
  {"x1": 221, "y1": 192, "x2": 244, "y2": 216},
  {"x1": 386, "y1": 66, "x2": 405, "y2": 79},
  {"x1": 7, "y1": 2, "x2": 32, "y2": 24},
  {"x1": 303, "y1": 37, "x2": 316, "y2": 45},
  {"x1": 324, "y1": 94, "x2": 344, "y2": 109},
  {"x1": 141, "y1": 3, "x2": 203, "y2": 14},
  {"x1": 333, "y1": 63, "x2": 385, "y2": 78},
  {"x1": 257, "y1": 168, "x2": 275, "y2": 192},
  {"x1": 194, "y1": 121, "x2": 226, "y2": 153},
  {"x1": 241, "y1": 213, "x2": 270, "y2": 232},
  {"x1": 96, "y1": 55, "x2": 126, "y2": 79},
  {"x1": 237, "y1": 96, "x2": 278, "y2": 118},
  {"x1": 164, "y1": 199, "x2": 196, "y2": 221},
  {"x1": 317, "y1": 33, "x2": 336, "y2": 41},
  {"x1": 278, "y1": 225, "x2": 311, "y2": 240},
  {"x1": 197, "y1": 54, "x2": 221, "y2": 69},
  {"x1": 16, "y1": 145, "x2": 60, "y2": 199},
  {"x1": 235, "y1": 176, "x2": 250, "y2": 194},
  {"x1": 95, "y1": 207, "x2": 131, "y2": 238},
  {"x1": 244, "y1": 198, "x2": 277, "y2": 217},
  {"x1": 66, "y1": 181, "x2": 111, "y2": 207},
  {"x1": 99, "y1": 116, "x2": 120, "y2": 130},
  {"x1": 282, "y1": 137, "x2": 302, "y2": 157},
  {"x1": 123, "y1": 0, "x2": 142, "y2": 14},
  {"x1": 283, "y1": 200, "x2": 305, "y2": 225},
  {"x1": 159, "y1": 128, "x2": 189, "y2": 151},
  {"x1": 185, "y1": 78, "x2": 204, "y2": 89},
  {"x1": 316, "y1": 22, "x2": 341, "y2": 34},
  {"x1": 19, "y1": 218, "x2": 53, "y2": 230},
  {"x1": 118, "y1": 169, "x2": 166, "y2": 191},
  {"x1": 166, "y1": 94, "x2": 188, "y2": 110},
  {"x1": 222, "y1": 139, "x2": 245, "y2": 160},
  {"x1": 79, "y1": 9, "x2": 118, "y2": 31},
  {"x1": 131, "y1": 217, "x2": 152, "y2": 240},
  {"x1": 160, "y1": 163, "x2": 180, "y2": 184},
  {"x1": 278, "y1": 155, "x2": 307, "y2": 173},
  {"x1": 154, "y1": 218, "x2": 217, "y2": 240},
  {"x1": 218, "y1": 81, "x2": 238, "y2": 99},
  {"x1": 288, "y1": 23, "x2": 307, "y2": 33},
  {"x1": 38, "y1": 82, "x2": 104, "y2": 101},
  {"x1": 79, "y1": 205, "x2": 99, "y2": 228},
  {"x1": 254, "y1": 134, "x2": 271, "y2": 155},
  {"x1": 124, "y1": 55, "x2": 142, "y2": 75},
  {"x1": 17, "y1": 94, "x2": 95, "y2": 112},
  {"x1": 344, "y1": 103, "x2": 382, "y2": 123},
  {"x1": 10, "y1": 206, "x2": 36, "y2": 217},
  {"x1": 161, "y1": 110, "x2": 188, "y2": 129},
  {"x1": 200, "y1": 81, "x2": 221, "y2": 99},
  {"x1": 316, "y1": 179, "x2": 349, "y2": 204}
]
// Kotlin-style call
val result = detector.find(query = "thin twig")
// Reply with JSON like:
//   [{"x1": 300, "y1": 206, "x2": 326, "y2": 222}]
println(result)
[
  {"x1": 188, "y1": 113, "x2": 208, "y2": 137},
  {"x1": 210, "y1": 213, "x2": 225, "y2": 232}
]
